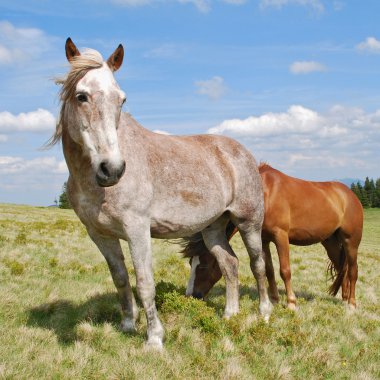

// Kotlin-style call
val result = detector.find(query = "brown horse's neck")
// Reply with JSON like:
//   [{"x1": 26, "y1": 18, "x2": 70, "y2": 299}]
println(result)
[{"x1": 258, "y1": 163, "x2": 274, "y2": 174}]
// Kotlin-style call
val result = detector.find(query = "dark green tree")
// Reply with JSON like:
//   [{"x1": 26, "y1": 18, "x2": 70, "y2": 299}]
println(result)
[
  {"x1": 374, "y1": 178, "x2": 380, "y2": 208},
  {"x1": 376, "y1": 178, "x2": 380, "y2": 191},
  {"x1": 358, "y1": 182, "x2": 370, "y2": 208},
  {"x1": 350, "y1": 183, "x2": 360, "y2": 200},
  {"x1": 364, "y1": 177, "x2": 376, "y2": 207},
  {"x1": 59, "y1": 182, "x2": 72, "y2": 209},
  {"x1": 352, "y1": 182, "x2": 368, "y2": 208},
  {"x1": 351, "y1": 178, "x2": 380, "y2": 208}
]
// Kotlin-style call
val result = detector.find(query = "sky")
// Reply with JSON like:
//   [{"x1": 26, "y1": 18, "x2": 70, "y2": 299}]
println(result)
[{"x1": 0, "y1": 0, "x2": 380, "y2": 206}]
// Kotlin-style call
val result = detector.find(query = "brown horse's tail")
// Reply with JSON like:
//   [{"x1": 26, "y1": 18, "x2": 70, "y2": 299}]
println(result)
[
  {"x1": 327, "y1": 245, "x2": 347, "y2": 296},
  {"x1": 180, "y1": 221, "x2": 237, "y2": 258}
]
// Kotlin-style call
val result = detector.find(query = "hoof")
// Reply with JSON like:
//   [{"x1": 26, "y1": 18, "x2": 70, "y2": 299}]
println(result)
[
  {"x1": 270, "y1": 296, "x2": 280, "y2": 305},
  {"x1": 287, "y1": 303, "x2": 298, "y2": 312},
  {"x1": 259, "y1": 300, "x2": 273, "y2": 323},
  {"x1": 268, "y1": 288, "x2": 280, "y2": 304},
  {"x1": 144, "y1": 336, "x2": 164, "y2": 351},
  {"x1": 346, "y1": 303, "x2": 356, "y2": 312},
  {"x1": 263, "y1": 313, "x2": 270, "y2": 324},
  {"x1": 223, "y1": 309, "x2": 239, "y2": 320},
  {"x1": 120, "y1": 319, "x2": 137, "y2": 333}
]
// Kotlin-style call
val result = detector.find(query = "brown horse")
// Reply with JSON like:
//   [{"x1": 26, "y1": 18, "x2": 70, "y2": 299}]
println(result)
[{"x1": 184, "y1": 164, "x2": 363, "y2": 310}]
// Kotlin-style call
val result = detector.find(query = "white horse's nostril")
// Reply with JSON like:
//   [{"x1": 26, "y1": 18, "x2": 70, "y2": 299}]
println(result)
[{"x1": 100, "y1": 161, "x2": 111, "y2": 178}]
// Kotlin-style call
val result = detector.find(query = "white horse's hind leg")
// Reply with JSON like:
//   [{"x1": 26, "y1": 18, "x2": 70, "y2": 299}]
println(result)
[
  {"x1": 237, "y1": 223, "x2": 273, "y2": 322},
  {"x1": 127, "y1": 225, "x2": 164, "y2": 349},
  {"x1": 201, "y1": 218, "x2": 239, "y2": 318},
  {"x1": 88, "y1": 232, "x2": 138, "y2": 332}
]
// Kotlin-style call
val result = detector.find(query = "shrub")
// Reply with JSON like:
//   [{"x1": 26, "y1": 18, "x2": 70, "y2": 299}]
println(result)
[
  {"x1": 4, "y1": 259, "x2": 25, "y2": 276},
  {"x1": 160, "y1": 289, "x2": 223, "y2": 336}
]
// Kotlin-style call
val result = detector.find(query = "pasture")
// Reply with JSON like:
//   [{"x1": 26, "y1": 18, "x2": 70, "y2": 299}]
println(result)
[{"x1": 0, "y1": 203, "x2": 379, "y2": 379}]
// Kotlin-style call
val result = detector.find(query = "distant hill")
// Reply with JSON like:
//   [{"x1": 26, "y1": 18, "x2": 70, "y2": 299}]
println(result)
[{"x1": 335, "y1": 178, "x2": 364, "y2": 187}]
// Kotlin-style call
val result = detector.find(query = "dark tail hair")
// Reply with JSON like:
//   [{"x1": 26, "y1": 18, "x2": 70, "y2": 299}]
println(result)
[
  {"x1": 327, "y1": 245, "x2": 347, "y2": 296},
  {"x1": 180, "y1": 221, "x2": 237, "y2": 258}
]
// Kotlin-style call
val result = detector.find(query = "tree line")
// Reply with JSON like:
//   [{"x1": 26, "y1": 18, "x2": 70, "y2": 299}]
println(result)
[
  {"x1": 58, "y1": 182, "x2": 71, "y2": 209},
  {"x1": 351, "y1": 177, "x2": 380, "y2": 208},
  {"x1": 58, "y1": 177, "x2": 380, "y2": 210}
]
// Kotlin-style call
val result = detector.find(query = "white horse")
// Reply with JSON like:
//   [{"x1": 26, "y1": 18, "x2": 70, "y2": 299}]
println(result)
[{"x1": 50, "y1": 38, "x2": 272, "y2": 348}]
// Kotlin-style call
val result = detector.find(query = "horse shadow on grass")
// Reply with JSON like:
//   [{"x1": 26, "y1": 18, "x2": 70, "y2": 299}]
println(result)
[
  {"x1": 27, "y1": 292, "x2": 123, "y2": 345},
  {"x1": 26, "y1": 281, "x2": 340, "y2": 344},
  {"x1": 26, "y1": 281, "x2": 186, "y2": 346}
]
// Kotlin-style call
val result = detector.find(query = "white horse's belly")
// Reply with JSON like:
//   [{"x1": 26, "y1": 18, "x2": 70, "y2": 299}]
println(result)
[
  {"x1": 150, "y1": 216, "x2": 218, "y2": 239},
  {"x1": 150, "y1": 199, "x2": 226, "y2": 239}
]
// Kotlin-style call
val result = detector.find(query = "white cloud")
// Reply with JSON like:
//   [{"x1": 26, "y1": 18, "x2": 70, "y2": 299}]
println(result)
[
  {"x1": 208, "y1": 104, "x2": 380, "y2": 178},
  {"x1": 178, "y1": 0, "x2": 211, "y2": 12},
  {"x1": 111, "y1": 0, "x2": 152, "y2": 5},
  {"x1": 290, "y1": 61, "x2": 327, "y2": 74},
  {"x1": 0, "y1": 155, "x2": 68, "y2": 201},
  {"x1": 356, "y1": 37, "x2": 380, "y2": 54},
  {"x1": 0, "y1": 20, "x2": 53, "y2": 65},
  {"x1": 111, "y1": 0, "x2": 211, "y2": 12},
  {"x1": 287, "y1": 153, "x2": 360, "y2": 168},
  {"x1": 222, "y1": 0, "x2": 247, "y2": 4},
  {"x1": 111, "y1": 0, "x2": 245, "y2": 12},
  {"x1": 153, "y1": 129, "x2": 171, "y2": 135},
  {"x1": 0, "y1": 109, "x2": 55, "y2": 133},
  {"x1": 0, "y1": 44, "x2": 18, "y2": 64},
  {"x1": 209, "y1": 105, "x2": 323, "y2": 136},
  {"x1": 0, "y1": 156, "x2": 68, "y2": 176},
  {"x1": 195, "y1": 76, "x2": 227, "y2": 100},
  {"x1": 332, "y1": 1, "x2": 345, "y2": 11},
  {"x1": 260, "y1": 0, "x2": 324, "y2": 12},
  {"x1": 144, "y1": 44, "x2": 182, "y2": 59}
]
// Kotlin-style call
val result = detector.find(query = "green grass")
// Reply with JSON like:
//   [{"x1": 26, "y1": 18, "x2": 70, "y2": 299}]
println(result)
[{"x1": 0, "y1": 203, "x2": 379, "y2": 379}]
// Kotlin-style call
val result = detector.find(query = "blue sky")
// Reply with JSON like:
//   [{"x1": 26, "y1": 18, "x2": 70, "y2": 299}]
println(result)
[{"x1": 0, "y1": 0, "x2": 379, "y2": 205}]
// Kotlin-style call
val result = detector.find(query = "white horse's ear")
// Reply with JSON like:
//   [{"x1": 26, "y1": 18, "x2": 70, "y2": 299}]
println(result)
[
  {"x1": 65, "y1": 37, "x2": 80, "y2": 63},
  {"x1": 107, "y1": 44, "x2": 124, "y2": 72}
]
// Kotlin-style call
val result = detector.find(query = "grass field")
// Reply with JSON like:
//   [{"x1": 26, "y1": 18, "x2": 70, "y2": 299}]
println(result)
[{"x1": 0, "y1": 203, "x2": 379, "y2": 379}]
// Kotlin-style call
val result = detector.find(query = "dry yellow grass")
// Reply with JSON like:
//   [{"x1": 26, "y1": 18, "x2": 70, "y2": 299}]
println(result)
[{"x1": 0, "y1": 203, "x2": 379, "y2": 379}]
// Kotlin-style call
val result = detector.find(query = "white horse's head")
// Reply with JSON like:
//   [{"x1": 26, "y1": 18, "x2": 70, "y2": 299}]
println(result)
[{"x1": 63, "y1": 38, "x2": 126, "y2": 187}]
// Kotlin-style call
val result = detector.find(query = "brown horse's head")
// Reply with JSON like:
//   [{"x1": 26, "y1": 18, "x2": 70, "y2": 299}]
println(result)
[
  {"x1": 183, "y1": 224, "x2": 238, "y2": 299},
  {"x1": 186, "y1": 253, "x2": 222, "y2": 299},
  {"x1": 54, "y1": 38, "x2": 127, "y2": 187}
]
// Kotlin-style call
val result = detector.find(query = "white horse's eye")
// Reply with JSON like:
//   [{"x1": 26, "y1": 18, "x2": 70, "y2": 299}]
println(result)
[{"x1": 76, "y1": 93, "x2": 88, "y2": 103}]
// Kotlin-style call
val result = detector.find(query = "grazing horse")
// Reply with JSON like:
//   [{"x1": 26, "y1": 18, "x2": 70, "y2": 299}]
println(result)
[
  {"x1": 184, "y1": 164, "x2": 363, "y2": 310},
  {"x1": 49, "y1": 38, "x2": 272, "y2": 348}
]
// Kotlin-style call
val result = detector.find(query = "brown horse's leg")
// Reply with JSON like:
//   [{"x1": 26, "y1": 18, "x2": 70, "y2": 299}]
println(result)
[
  {"x1": 341, "y1": 270, "x2": 350, "y2": 301},
  {"x1": 274, "y1": 232, "x2": 297, "y2": 310},
  {"x1": 263, "y1": 241, "x2": 279, "y2": 304},
  {"x1": 322, "y1": 235, "x2": 341, "y2": 269},
  {"x1": 322, "y1": 236, "x2": 348, "y2": 300},
  {"x1": 341, "y1": 238, "x2": 359, "y2": 308}
]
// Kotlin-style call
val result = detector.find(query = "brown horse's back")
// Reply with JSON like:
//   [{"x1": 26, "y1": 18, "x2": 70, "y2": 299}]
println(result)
[{"x1": 259, "y1": 164, "x2": 363, "y2": 245}]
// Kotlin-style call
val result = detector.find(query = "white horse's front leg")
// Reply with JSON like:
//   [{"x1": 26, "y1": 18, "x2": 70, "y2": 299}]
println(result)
[
  {"x1": 88, "y1": 231, "x2": 138, "y2": 332},
  {"x1": 127, "y1": 225, "x2": 164, "y2": 349}
]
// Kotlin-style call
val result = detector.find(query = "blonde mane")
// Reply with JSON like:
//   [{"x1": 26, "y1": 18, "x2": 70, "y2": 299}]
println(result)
[{"x1": 47, "y1": 49, "x2": 104, "y2": 147}]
